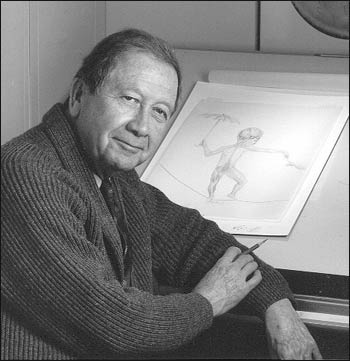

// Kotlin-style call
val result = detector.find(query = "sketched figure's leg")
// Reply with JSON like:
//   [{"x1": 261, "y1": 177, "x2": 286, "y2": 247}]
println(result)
[
  {"x1": 208, "y1": 168, "x2": 223, "y2": 200},
  {"x1": 226, "y1": 167, "x2": 247, "y2": 200}
]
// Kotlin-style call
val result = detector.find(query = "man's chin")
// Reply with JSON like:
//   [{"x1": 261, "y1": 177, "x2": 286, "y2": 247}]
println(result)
[
  {"x1": 107, "y1": 157, "x2": 144, "y2": 173},
  {"x1": 95, "y1": 151, "x2": 149, "y2": 175}
]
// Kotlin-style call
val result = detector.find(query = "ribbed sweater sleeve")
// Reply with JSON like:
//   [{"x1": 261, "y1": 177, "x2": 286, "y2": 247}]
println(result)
[
  {"x1": 141, "y1": 182, "x2": 296, "y2": 318},
  {"x1": 1, "y1": 144, "x2": 213, "y2": 358}
]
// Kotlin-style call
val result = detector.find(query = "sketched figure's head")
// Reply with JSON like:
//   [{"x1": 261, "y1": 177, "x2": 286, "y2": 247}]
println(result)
[{"x1": 237, "y1": 127, "x2": 263, "y2": 145}]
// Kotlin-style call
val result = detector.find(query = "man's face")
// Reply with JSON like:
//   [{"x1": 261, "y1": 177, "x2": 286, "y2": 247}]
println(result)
[{"x1": 73, "y1": 51, "x2": 178, "y2": 176}]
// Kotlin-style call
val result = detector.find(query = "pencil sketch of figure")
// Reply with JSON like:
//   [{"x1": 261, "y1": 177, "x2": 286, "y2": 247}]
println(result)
[
  {"x1": 197, "y1": 127, "x2": 304, "y2": 200},
  {"x1": 200, "y1": 112, "x2": 240, "y2": 139}
]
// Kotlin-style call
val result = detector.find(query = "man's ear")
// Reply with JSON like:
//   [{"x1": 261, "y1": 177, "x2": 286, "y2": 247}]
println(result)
[{"x1": 68, "y1": 78, "x2": 85, "y2": 118}]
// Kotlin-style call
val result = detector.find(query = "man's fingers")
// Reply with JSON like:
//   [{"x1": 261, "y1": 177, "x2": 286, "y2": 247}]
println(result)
[
  {"x1": 220, "y1": 246, "x2": 241, "y2": 264},
  {"x1": 246, "y1": 269, "x2": 262, "y2": 288},
  {"x1": 233, "y1": 253, "x2": 254, "y2": 269},
  {"x1": 312, "y1": 345, "x2": 323, "y2": 360},
  {"x1": 304, "y1": 353, "x2": 312, "y2": 360},
  {"x1": 241, "y1": 260, "x2": 258, "y2": 276}
]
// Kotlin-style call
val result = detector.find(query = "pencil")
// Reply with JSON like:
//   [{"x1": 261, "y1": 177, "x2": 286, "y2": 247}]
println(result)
[{"x1": 233, "y1": 238, "x2": 268, "y2": 261}]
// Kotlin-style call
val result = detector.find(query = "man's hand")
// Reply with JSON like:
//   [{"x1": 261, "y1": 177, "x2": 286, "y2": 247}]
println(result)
[
  {"x1": 193, "y1": 246, "x2": 262, "y2": 317},
  {"x1": 265, "y1": 298, "x2": 322, "y2": 360}
]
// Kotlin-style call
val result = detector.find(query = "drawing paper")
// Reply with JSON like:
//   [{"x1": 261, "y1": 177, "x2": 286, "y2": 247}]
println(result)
[{"x1": 142, "y1": 82, "x2": 349, "y2": 235}]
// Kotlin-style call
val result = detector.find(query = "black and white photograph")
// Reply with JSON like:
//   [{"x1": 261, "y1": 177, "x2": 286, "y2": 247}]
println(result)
[{"x1": 1, "y1": 1, "x2": 349, "y2": 360}]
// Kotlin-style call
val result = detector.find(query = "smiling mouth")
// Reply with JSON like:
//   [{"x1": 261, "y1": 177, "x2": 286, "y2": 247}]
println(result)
[{"x1": 112, "y1": 138, "x2": 143, "y2": 152}]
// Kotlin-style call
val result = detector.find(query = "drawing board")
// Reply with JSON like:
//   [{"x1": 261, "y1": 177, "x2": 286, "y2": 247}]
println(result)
[{"x1": 142, "y1": 82, "x2": 348, "y2": 236}]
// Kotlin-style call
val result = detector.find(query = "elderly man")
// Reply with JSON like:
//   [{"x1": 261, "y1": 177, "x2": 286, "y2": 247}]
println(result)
[{"x1": 1, "y1": 28, "x2": 321, "y2": 360}]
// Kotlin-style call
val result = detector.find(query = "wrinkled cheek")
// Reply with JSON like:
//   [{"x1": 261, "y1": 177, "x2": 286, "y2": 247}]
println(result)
[
  {"x1": 104, "y1": 140, "x2": 119, "y2": 158},
  {"x1": 151, "y1": 131, "x2": 167, "y2": 152},
  {"x1": 139, "y1": 150, "x2": 150, "y2": 164},
  {"x1": 152, "y1": 121, "x2": 167, "y2": 141},
  {"x1": 85, "y1": 127, "x2": 102, "y2": 153}
]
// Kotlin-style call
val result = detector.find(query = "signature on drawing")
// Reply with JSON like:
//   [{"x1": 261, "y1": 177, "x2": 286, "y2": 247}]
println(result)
[{"x1": 232, "y1": 225, "x2": 261, "y2": 233}]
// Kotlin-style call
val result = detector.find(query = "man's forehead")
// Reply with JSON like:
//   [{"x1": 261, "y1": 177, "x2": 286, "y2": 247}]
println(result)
[
  {"x1": 105, "y1": 51, "x2": 178, "y2": 99},
  {"x1": 112, "y1": 50, "x2": 176, "y2": 78}
]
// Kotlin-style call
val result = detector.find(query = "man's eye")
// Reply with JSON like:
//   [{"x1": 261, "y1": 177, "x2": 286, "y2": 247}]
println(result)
[
  {"x1": 153, "y1": 107, "x2": 169, "y2": 122},
  {"x1": 120, "y1": 96, "x2": 141, "y2": 106},
  {"x1": 122, "y1": 96, "x2": 136, "y2": 102}
]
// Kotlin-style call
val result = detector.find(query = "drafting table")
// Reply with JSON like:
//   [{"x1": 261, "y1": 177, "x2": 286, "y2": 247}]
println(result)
[{"x1": 137, "y1": 49, "x2": 349, "y2": 330}]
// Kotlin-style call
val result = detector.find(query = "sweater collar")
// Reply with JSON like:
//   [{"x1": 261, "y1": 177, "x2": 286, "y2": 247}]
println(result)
[
  {"x1": 42, "y1": 104, "x2": 128, "y2": 277},
  {"x1": 41, "y1": 103, "x2": 101, "y2": 194}
]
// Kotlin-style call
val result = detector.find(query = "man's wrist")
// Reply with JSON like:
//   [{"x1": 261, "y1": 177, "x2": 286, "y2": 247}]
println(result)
[{"x1": 265, "y1": 298, "x2": 296, "y2": 323}]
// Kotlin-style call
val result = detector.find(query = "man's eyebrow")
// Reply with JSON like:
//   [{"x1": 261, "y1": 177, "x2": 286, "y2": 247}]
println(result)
[
  {"x1": 109, "y1": 83, "x2": 176, "y2": 113},
  {"x1": 157, "y1": 100, "x2": 175, "y2": 113}
]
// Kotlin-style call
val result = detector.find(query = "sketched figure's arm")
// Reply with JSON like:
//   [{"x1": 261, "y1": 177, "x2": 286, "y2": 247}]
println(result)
[
  {"x1": 246, "y1": 146, "x2": 305, "y2": 170},
  {"x1": 197, "y1": 139, "x2": 233, "y2": 157}
]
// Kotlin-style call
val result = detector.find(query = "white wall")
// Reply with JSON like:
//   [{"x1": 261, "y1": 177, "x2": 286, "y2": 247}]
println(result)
[
  {"x1": 1, "y1": 1, "x2": 349, "y2": 144},
  {"x1": 260, "y1": 1, "x2": 349, "y2": 55},
  {"x1": 29, "y1": 1, "x2": 106, "y2": 127},
  {"x1": 1, "y1": 1, "x2": 105, "y2": 144},
  {"x1": 1, "y1": 1, "x2": 30, "y2": 144},
  {"x1": 106, "y1": 1, "x2": 257, "y2": 52}
]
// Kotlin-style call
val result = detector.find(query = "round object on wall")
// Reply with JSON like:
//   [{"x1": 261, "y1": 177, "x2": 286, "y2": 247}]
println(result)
[{"x1": 292, "y1": 1, "x2": 349, "y2": 39}]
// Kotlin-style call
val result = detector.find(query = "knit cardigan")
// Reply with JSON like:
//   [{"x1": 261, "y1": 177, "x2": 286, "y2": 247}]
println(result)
[{"x1": 1, "y1": 104, "x2": 295, "y2": 360}]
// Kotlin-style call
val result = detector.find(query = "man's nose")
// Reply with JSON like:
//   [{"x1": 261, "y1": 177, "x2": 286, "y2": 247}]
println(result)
[{"x1": 127, "y1": 107, "x2": 149, "y2": 137}]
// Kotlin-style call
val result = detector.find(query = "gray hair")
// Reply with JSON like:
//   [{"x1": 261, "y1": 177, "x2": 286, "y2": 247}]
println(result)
[{"x1": 74, "y1": 28, "x2": 182, "y2": 109}]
